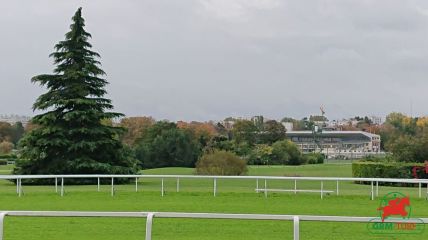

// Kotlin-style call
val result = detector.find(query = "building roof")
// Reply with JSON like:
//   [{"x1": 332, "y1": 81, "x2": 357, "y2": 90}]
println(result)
[{"x1": 286, "y1": 130, "x2": 380, "y2": 139}]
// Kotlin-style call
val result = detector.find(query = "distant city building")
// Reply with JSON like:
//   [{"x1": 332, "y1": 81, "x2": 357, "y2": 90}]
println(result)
[
  {"x1": 286, "y1": 130, "x2": 381, "y2": 159},
  {"x1": 370, "y1": 116, "x2": 383, "y2": 125},
  {"x1": 0, "y1": 114, "x2": 31, "y2": 125},
  {"x1": 282, "y1": 122, "x2": 293, "y2": 132}
]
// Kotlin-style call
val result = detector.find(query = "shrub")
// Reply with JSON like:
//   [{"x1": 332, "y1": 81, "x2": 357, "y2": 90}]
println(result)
[
  {"x1": 196, "y1": 150, "x2": 247, "y2": 175},
  {"x1": 352, "y1": 161, "x2": 427, "y2": 186},
  {"x1": 271, "y1": 140, "x2": 305, "y2": 165},
  {"x1": 304, "y1": 153, "x2": 324, "y2": 164},
  {"x1": 0, "y1": 154, "x2": 17, "y2": 165},
  {"x1": 247, "y1": 144, "x2": 273, "y2": 165}
]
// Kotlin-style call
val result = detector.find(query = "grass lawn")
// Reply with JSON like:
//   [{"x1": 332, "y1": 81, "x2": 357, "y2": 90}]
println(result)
[{"x1": 1, "y1": 164, "x2": 427, "y2": 239}]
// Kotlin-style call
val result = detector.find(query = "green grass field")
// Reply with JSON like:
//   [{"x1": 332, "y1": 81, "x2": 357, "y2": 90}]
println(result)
[{"x1": 1, "y1": 164, "x2": 427, "y2": 239}]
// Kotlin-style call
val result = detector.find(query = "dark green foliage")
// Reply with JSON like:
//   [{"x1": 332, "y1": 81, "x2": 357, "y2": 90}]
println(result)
[
  {"x1": 386, "y1": 134, "x2": 428, "y2": 163},
  {"x1": 205, "y1": 135, "x2": 234, "y2": 152},
  {"x1": 11, "y1": 122, "x2": 25, "y2": 145},
  {"x1": 232, "y1": 120, "x2": 258, "y2": 145},
  {"x1": 0, "y1": 153, "x2": 18, "y2": 163},
  {"x1": 352, "y1": 161, "x2": 427, "y2": 186},
  {"x1": 259, "y1": 120, "x2": 286, "y2": 144},
  {"x1": 304, "y1": 153, "x2": 325, "y2": 164},
  {"x1": 135, "y1": 121, "x2": 201, "y2": 169},
  {"x1": 195, "y1": 150, "x2": 247, "y2": 175},
  {"x1": 271, "y1": 140, "x2": 305, "y2": 165},
  {"x1": 15, "y1": 8, "x2": 138, "y2": 178},
  {"x1": 232, "y1": 142, "x2": 252, "y2": 157},
  {"x1": 247, "y1": 140, "x2": 306, "y2": 165},
  {"x1": 247, "y1": 144, "x2": 273, "y2": 165}
]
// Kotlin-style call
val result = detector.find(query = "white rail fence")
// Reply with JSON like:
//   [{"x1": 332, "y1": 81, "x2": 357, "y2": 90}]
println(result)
[
  {"x1": 1, "y1": 175, "x2": 428, "y2": 200},
  {"x1": 0, "y1": 211, "x2": 427, "y2": 240}
]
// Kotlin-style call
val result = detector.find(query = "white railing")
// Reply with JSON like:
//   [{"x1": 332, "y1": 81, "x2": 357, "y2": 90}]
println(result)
[
  {"x1": 1, "y1": 174, "x2": 428, "y2": 200},
  {"x1": 0, "y1": 211, "x2": 427, "y2": 240}
]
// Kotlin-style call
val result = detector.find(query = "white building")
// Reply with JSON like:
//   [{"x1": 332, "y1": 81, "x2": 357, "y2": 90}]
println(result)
[{"x1": 286, "y1": 130, "x2": 381, "y2": 159}]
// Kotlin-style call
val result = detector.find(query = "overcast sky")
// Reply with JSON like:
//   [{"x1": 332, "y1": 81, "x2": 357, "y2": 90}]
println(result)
[{"x1": 1, "y1": 0, "x2": 428, "y2": 121}]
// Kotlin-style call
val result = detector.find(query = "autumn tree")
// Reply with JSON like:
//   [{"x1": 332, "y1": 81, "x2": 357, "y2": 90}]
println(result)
[
  {"x1": 177, "y1": 121, "x2": 218, "y2": 147},
  {"x1": 0, "y1": 141, "x2": 14, "y2": 154},
  {"x1": 119, "y1": 117, "x2": 155, "y2": 146}
]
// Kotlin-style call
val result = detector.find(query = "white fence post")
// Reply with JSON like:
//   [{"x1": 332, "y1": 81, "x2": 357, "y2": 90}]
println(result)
[
  {"x1": 111, "y1": 178, "x2": 114, "y2": 197},
  {"x1": 145, "y1": 213, "x2": 155, "y2": 240},
  {"x1": 15, "y1": 179, "x2": 19, "y2": 195},
  {"x1": 17, "y1": 179, "x2": 22, "y2": 197},
  {"x1": 0, "y1": 212, "x2": 6, "y2": 240},
  {"x1": 55, "y1": 178, "x2": 58, "y2": 193},
  {"x1": 264, "y1": 179, "x2": 267, "y2": 198},
  {"x1": 419, "y1": 182, "x2": 422, "y2": 198},
  {"x1": 161, "y1": 178, "x2": 164, "y2": 197},
  {"x1": 293, "y1": 215, "x2": 299, "y2": 240},
  {"x1": 97, "y1": 178, "x2": 100, "y2": 192},
  {"x1": 370, "y1": 181, "x2": 374, "y2": 200},
  {"x1": 61, "y1": 178, "x2": 64, "y2": 197},
  {"x1": 256, "y1": 178, "x2": 259, "y2": 193},
  {"x1": 336, "y1": 180, "x2": 339, "y2": 196},
  {"x1": 213, "y1": 178, "x2": 217, "y2": 197},
  {"x1": 135, "y1": 178, "x2": 138, "y2": 192},
  {"x1": 320, "y1": 181, "x2": 323, "y2": 199},
  {"x1": 176, "y1": 178, "x2": 180, "y2": 193}
]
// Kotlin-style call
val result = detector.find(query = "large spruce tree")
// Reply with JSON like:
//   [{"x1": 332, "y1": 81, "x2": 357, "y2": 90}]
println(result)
[{"x1": 16, "y1": 8, "x2": 138, "y2": 176}]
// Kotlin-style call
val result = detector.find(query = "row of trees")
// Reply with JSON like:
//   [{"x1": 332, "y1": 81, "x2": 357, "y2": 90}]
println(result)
[
  {"x1": 99, "y1": 116, "x2": 310, "y2": 169},
  {"x1": 379, "y1": 113, "x2": 428, "y2": 163}
]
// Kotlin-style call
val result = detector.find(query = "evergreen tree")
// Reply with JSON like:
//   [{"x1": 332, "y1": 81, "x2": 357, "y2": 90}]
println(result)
[{"x1": 15, "y1": 8, "x2": 138, "y2": 177}]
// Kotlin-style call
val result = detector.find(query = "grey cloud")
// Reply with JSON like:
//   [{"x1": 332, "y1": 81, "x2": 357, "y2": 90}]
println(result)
[{"x1": 1, "y1": 0, "x2": 428, "y2": 121}]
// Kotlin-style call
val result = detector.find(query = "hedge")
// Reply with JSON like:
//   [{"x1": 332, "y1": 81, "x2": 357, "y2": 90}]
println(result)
[
  {"x1": 352, "y1": 161, "x2": 427, "y2": 186},
  {"x1": 0, "y1": 154, "x2": 17, "y2": 165}
]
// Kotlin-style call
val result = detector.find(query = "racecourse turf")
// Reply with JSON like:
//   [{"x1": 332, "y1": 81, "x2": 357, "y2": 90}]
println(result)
[{"x1": 1, "y1": 164, "x2": 427, "y2": 239}]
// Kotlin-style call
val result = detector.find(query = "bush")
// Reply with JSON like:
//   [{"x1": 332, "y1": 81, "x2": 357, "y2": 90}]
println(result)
[
  {"x1": 352, "y1": 161, "x2": 427, "y2": 186},
  {"x1": 196, "y1": 150, "x2": 247, "y2": 175},
  {"x1": 0, "y1": 154, "x2": 17, "y2": 165},
  {"x1": 247, "y1": 144, "x2": 273, "y2": 165},
  {"x1": 304, "y1": 153, "x2": 324, "y2": 164},
  {"x1": 271, "y1": 140, "x2": 305, "y2": 165}
]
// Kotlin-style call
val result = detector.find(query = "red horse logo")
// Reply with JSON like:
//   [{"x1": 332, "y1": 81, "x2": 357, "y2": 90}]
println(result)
[{"x1": 377, "y1": 196, "x2": 410, "y2": 222}]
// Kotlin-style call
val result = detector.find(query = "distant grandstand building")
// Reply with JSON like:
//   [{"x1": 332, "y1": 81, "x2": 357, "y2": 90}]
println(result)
[{"x1": 286, "y1": 130, "x2": 381, "y2": 159}]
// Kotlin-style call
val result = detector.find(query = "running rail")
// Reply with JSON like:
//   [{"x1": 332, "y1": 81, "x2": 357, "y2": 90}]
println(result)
[
  {"x1": 2, "y1": 174, "x2": 428, "y2": 200},
  {"x1": 0, "y1": 211, "x2": 427, "y2": 240}
]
